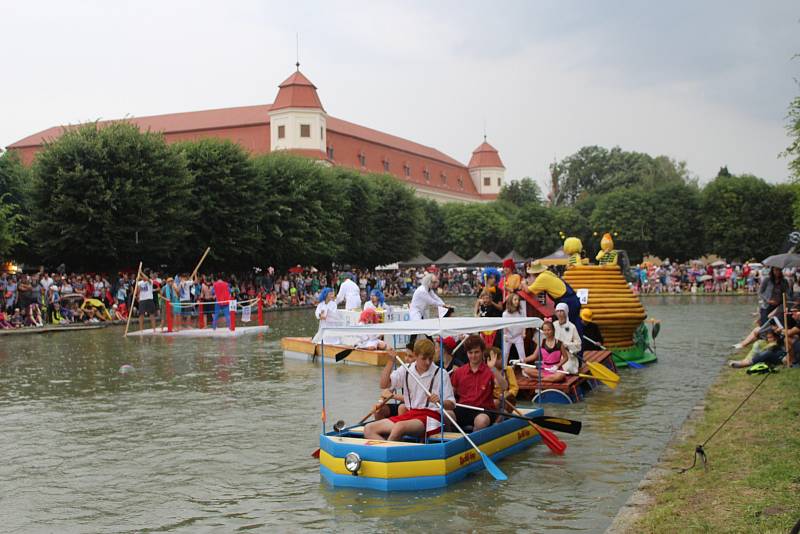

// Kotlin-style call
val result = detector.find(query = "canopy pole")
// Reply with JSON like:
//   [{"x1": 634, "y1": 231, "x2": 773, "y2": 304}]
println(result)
[
  {"x1": 500, "y1": 329, "x2": 506, "y2": 413},
  {"x1": 439, "y1": 335, "x2": 445, "y2": 442},
  {"x1": 321, "y1": 339, "x2": 326, "y2": 434},
  {"x1": 537, "y1": 327, "x2": 543, "y2": 407}
]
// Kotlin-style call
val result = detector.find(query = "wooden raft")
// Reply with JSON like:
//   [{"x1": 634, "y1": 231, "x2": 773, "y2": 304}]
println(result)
[{"x1": 515, "y1": 350, "x2": 617, "y2": 403}]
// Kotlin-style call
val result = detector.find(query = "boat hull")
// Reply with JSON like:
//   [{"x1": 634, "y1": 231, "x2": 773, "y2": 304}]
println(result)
[
  {"x1": 281, "y1": 336, "x2": 392, "y2": 366},
  {"x1": 319, "y1": 408, "x2": 543, "y2": 490}
]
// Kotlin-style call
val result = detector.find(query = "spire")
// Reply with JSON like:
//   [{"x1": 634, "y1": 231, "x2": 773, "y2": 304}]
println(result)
[
  {"x1": 271, "y1": 69, "x2": 325, "y2": 112},
  {"x1": 468, "y1": 139, "x2": 505, "y2": 169}
]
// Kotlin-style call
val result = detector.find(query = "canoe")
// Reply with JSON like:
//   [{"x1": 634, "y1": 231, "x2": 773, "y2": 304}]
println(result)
[{"x1": 319, "y1": 407, "x2": 544, "y2": 490}]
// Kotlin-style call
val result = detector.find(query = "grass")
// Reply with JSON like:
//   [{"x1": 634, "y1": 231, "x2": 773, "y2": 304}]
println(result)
[{"x1": 628, "y1": 362, "x2": 800, "y2": 533}]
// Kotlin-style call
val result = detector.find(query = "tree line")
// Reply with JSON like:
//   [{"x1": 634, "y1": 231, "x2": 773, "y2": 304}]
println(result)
[{"x1": 0, "y1": 121, "x2": 797, "y2": 271}]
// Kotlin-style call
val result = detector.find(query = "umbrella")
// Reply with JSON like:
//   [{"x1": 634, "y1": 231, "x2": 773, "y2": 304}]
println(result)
[
  {"x1": 698, "y1": 274, "x2": 713, "y2": 282},
  {"x1": 711, "y1": 260, "x2": 726, "y2": 267},
  {"x1": 762, "y1": 253, "x2": 800, "y2": 269},
  {"x1": 288, "y1": 265, "x2": 303, "y2": 274}
]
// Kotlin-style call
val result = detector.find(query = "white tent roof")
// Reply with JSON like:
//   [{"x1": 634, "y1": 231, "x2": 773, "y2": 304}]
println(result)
[{"x1": 316, "y1": 316, "x2": 543, "y2": 340}]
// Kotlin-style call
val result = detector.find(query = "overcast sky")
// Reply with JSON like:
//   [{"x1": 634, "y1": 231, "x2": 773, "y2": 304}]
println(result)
[{"x1": 2, "y1": 1, "x2": 798, "y2": 190}]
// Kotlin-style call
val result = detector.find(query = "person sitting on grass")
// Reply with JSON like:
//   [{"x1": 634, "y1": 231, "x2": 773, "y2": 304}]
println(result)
[
  {"x1": 450, "y1": 335, "x2": 507, "y2": 431},
  {"x1": 0, "y1": 310, "x2": 12, "y2": 329},
  {"x1": 10, "y1": 308, "x2": 23, "y2": 328},
  {"x1": 521, "y1": 320, "x2": 568, "y2": 382},
  {"x1": 727, "y1": 327, "x2": 785, "y2": 368},
  {"x1": 364, "y1": 339, "x2": 455, "y2": 442}
]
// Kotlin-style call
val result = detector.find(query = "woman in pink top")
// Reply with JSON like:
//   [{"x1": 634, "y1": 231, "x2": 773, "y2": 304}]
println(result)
[{"x1": 521, "y1": 320, "x2": 567, "y2": 383}]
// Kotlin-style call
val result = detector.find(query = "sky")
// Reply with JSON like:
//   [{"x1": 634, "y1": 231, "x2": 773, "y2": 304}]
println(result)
[{"x1": 2, "y1": 0, "x2": 799, "y2": 191}]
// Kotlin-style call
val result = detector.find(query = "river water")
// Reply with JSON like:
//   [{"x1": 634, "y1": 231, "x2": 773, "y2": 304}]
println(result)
[{"x1": 0, "y1": 296, "x2": 755, "y2": 533}]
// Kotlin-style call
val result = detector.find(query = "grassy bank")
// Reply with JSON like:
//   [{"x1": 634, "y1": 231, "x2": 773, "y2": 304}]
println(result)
[{"x1": 626, "y1": 363, "x2": 800, "y2": 533}]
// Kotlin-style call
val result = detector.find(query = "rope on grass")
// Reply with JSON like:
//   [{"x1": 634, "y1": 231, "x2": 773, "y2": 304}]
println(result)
[{"x1": 678, "y1": 371, "x2": 772, "y2": 474}]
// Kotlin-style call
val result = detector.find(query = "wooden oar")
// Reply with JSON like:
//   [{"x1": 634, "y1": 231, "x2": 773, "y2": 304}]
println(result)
[
  {"x1": 311, "y1": 393, "x2": 394, "y2": 458},
  {"x1": 190, "y1": 247, "x2": 211, "y2": 279},
  {"x1": 394, "y1": 354, "x2": 507, "y2": 481},
  {"x1": 502, "y1": 399, "x2": 567, "y2": 455},
  {"x1": 514, "y1": 361, "x2": 619, "y2": 389},
  {"x1": 582, "y1": 335, "x2": 644, "y2": 369},
  {"x1": 335, "y1": 348, "x2": 354, "y2": 362},
  {"x1": 454, "y1": 402, "x2": 581, "y2": 435},
  {"x1": 123, "y1": 262, "x2": 142, "y2": 337}
]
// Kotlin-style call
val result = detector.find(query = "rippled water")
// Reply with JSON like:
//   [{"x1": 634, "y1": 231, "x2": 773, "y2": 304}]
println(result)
[{"x1": 0, "y1": 296, "x2": 755, "y2": 533}]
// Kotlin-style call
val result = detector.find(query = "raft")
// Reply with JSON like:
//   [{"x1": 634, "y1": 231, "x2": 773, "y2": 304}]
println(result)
[
  {"x1": 319, "y1": 407, "x2": 543, "y2": 490},
  {"x1": 515, "y1": 349, "x2": 617, "y2": 403},
  {"x1": 127, "y1": 325, "x2": 269, "y2": 338},
  {"x1": 281, "y1": 337, "x2": 392, "y2": 366}
]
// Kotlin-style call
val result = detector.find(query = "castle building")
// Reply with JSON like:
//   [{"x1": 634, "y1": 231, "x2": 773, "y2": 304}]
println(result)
[{"x1": 7, "y1": 68, "x2": 505, "y2": 203}]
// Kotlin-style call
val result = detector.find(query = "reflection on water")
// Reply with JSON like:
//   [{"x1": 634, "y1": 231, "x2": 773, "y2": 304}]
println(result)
[{"x1": 0, "y1": 295, "x2": 755, "y2": 532}]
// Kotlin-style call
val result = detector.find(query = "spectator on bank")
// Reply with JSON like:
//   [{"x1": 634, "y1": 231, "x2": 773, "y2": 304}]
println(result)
[{"x1": 758, "y1": 267, "x2": 792, "y2": 326}]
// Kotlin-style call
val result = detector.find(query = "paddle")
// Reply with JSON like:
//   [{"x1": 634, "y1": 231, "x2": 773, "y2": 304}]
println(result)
[
  {"x1": 454, "y1": 402, "x2": 581, "y2": 435},
  {"x1": 123, "y1": 262, "x2": 143, "y2": 337},
  {"x1": 311, "y1": 393, "x2": 394, "y2": 458},
  {"x1": 393, "y1": 354, "x2": 508, "y2": 481},
  {"x1": 582, "y1": 335, "x2": 644, "y2": 369},
  {"x1": 335, "y1": 348, "x2": 354, "y2": 362},
  {"x1": 501, "y1": 399, "x2": 567, "y2": 455},
  {"x1": 464, "y1": 403, "x2": 567, "y2": 455},
  {"x1": 514, "y1": 361, "x2": 619, "y2": 390}
]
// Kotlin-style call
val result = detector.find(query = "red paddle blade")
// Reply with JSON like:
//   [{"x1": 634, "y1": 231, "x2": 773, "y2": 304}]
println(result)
[
  {"x1": 534, "y1": 424, "x2": 567, "y2": 455},
  {"x1": 311, "y1": 448, "x2": 320, "y2": 458}
]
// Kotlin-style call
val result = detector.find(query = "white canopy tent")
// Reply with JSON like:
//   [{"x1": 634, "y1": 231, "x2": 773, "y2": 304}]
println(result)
[{"x1": 316, "y1": 316, "x2": 543, "y2": 341}]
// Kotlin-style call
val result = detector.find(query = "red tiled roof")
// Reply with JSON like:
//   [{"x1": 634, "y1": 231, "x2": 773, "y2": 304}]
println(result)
[
  {"x1": 326, "y1": 117, "x2": 465, "y2": 168},
  {"x1": 468, "y1": 141, "x2": 505, "y2": 169},
  {"x1": 8, "y1": 104, "x2": 273, "y2": 148},
  {"x1": 271, "y1": 70, "x2": 324, "y2": 111}
]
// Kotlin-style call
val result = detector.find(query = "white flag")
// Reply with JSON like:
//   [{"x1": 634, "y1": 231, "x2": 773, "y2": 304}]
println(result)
[
  {"x1": 242, "y1": 305, "x2": 252, "y2": 322},
  {"x1": 425, "y1": 416, "x2": 441, "y2": 434},
  {"x1": 577, "y1": 288, "x2": 589, "y2": 305}
]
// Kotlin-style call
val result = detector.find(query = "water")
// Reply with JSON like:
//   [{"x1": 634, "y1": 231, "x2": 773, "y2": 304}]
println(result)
[{"x1": 0, "y1": 296, "x2": 755, "y2": 533}]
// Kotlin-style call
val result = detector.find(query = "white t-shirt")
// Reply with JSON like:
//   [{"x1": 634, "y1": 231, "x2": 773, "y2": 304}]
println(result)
[
  {"x1": 390, "y1": 361, "x2": 455, "y2": 410},
  {"x1": 179, "y1": 279, "x2": 192, "y2": 301},
  {"x1": 502, "y1": 310, "x2": 525, "y2": 339},
  {"x1": 409, "y1": 285, "x2": 444, "y2": 320},
  {"x1": 138, "y1": 280, "x2": 154, "y2": 301}
]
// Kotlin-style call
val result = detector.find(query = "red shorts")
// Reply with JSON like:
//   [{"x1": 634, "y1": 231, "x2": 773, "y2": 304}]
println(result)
[{"x1": 389, "y1": 408, "x2": 443, "y2": 436}]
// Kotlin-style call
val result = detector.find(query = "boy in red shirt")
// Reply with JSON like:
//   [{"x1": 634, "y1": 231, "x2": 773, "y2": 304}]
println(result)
[{"x1": 450, "y1": 335, "x2": 507, "y2": 431}]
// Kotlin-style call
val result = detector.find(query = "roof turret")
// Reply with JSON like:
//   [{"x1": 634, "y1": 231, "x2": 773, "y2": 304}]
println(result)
[
  {"x1": 271, "y1": 69, "x2": 325, "y2": 112},
  {"x1": 468, "y1": 140, "x2": 505, "y2": 169}
]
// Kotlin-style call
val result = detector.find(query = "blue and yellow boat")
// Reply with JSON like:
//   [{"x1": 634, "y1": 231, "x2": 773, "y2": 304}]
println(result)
[
  {"x1": 315, "y1": 316, "x2": 553, "y2": 491},
  {"x1": 319, "y1": 408, "x2": 543, "y2": 491}
]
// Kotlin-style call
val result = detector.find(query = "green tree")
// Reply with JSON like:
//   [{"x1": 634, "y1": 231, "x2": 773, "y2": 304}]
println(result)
[
  {"x1": 511, "y1": 204, "x2": 558, "y2": 258},
  {"x1": 646, "y1": 183, "x2": 703, "y2": 260},
  {"x1": 589, "y1": 187, "x2": 654, "y2": 262},
  {"x1": 783, "y1": 87, "x2": 800, "y2": 180},
  {"x1": 497, "y1": 177, "x2": 542, "y2": 207},
  {"x1": 701, "y1": 174, "x2": 794, "y2": 260},
  {"x1": 174, "y1": 138, "x2": 264, "y2": 270},
  {"x1": 32, "y1": 122, "x2": 192, "y2": 270},
  {"x1": 0, "y1": 151, "x2": 32, "y2": 259},
  {"x1": 552, "y1": 145, "x2": 689, "y2": 205},
  {"x1": 417, "y1": 198, "x2": 449, "y2": 260},
  {"x1": 369, "y1": 173, "x2": 421, "y2": 266},
  {"x1": 333, "y1": 168, "x2": 380, "y2": 267},
  {"x1": 251, "y1": 153, "x2": 346, "y2": 269},
  {"x1": 441, "y1": 203, "x2": 512, "y2": 258}
]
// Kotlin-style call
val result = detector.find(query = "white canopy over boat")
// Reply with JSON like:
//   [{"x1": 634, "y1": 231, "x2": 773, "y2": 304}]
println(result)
[{"x1": 316, "y1": 316, "x2": 543, "y2": 341}]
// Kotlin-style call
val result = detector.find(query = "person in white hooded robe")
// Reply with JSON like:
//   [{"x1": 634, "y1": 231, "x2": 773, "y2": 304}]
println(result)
[
  {"x1": 336, "y1": 273, "x2": 362, "y2": 310},
  {"x1": 409, "y1": 273, "x2": 446, "y2": 321}
]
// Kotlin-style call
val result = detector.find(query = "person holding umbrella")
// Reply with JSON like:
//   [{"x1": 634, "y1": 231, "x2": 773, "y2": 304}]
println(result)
[{"x1": 758, "y1": 267, "x2": 792, "y2": 326}]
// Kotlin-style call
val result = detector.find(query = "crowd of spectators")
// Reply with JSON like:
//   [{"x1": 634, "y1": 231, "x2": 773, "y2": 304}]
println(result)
[
  {"x1": 631, "y1": 261, "x2": 800, "y2": 295},
  {"x1": 0, "y1": 266, "x2": 490, "y2": 331}
]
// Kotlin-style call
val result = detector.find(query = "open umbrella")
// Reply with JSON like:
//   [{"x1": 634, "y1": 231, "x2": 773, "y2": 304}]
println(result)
[
  {"x1": 711, "y1": 260, "x2": 726, "y2": 267},
  {"x1": 762, "y1": 253, "x2": 800, "y2": 269}
]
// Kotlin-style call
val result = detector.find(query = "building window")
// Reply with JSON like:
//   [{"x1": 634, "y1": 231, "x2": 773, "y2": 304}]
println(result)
[
  {"x1": 300, "y1": 124, "x2": 311, "y2": 138},
  {"x1": 277, "y1": 125, "x2": 285, "y2": 139},
  {"x1": 440, "y1": 172, "x2": 447, "y2": 185},
  {"x1": 423, "y1": 168, "x2": 430, "y2": 182},
  {"x1": 358, "y1": 152, "x2": 366, "y2": 167},
  {"x1": 383, "y1": 159, "x2": 390, "y2": 172},
  {"x1": 457, "y1": 176, "x2": 464, "y2": 189},
  {"x1": 403, "y1": 164, "x2": 411, "y2": 177},
  {"x1": 484, "y1": 177, "x2": 491, "y2": 186},
  {"x1": 320, "y1": 126, "x2": 324, "y2": 139},
  {"x1": 327, "y1": 146, "x2": 334, "y2": 159},
  {"x1": 497, "y1": 177, "x2": 502, "y2": 187}
]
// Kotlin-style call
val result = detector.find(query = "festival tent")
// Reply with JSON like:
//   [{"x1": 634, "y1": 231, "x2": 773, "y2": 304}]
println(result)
[
  {"x1": 433, "y1": 250, "x2": 467, "y2": 266},
  {"x1": 465, "y1": 250, "x2": 494, "y2": 265},
  {"x1": 400, "y1": 254, "x2": 433, "y2": 267},
  {"x1": 503, "y1": 249, "x2": 527, "y2": 263},
  {"x1": 536, "y1": 248, "x2": 570, "y2": 266},
  {"x1": 486, "y1": 251, "x2": 503, "y2": 263},
  {"x1": 375, "y1": 262, "x2": 399, "y2": 270}
]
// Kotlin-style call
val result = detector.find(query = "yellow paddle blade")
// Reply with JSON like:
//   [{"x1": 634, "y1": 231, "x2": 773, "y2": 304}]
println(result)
[{"x1": 586, "y1": 362, "x2": 620, "y2": 389}]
